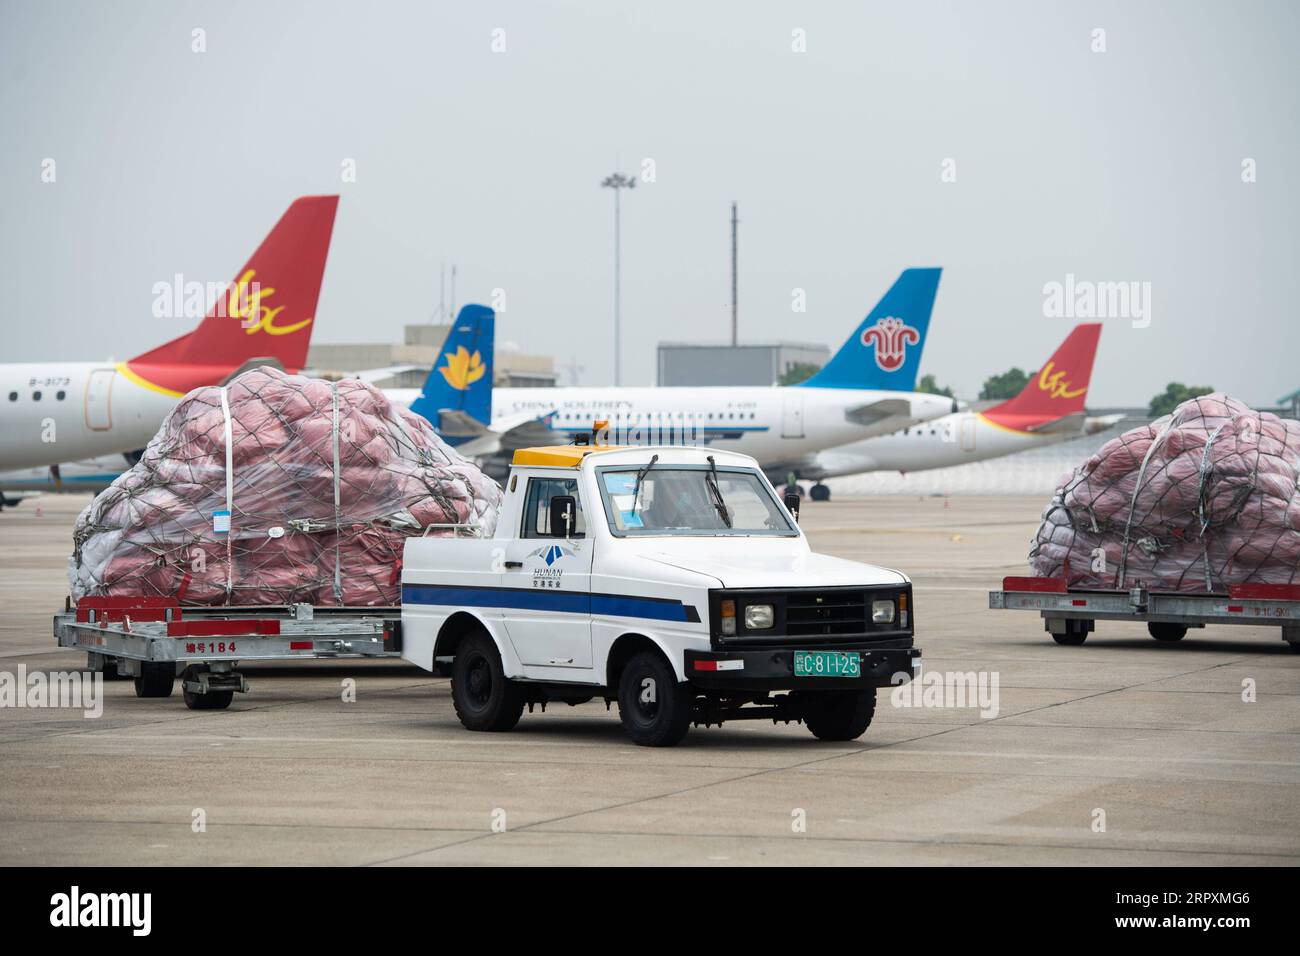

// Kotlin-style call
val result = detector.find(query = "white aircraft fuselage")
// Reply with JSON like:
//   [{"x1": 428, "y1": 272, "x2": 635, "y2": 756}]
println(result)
[
  {"x1": 0, "y1": 363, "x2": 177, "y2": 471},
  {"x1": 802, "y1": 410, "x2": 1122, "y2": 479},
  {"x1": 484, "y1": 385, "x2": 957, "y2": 466}
]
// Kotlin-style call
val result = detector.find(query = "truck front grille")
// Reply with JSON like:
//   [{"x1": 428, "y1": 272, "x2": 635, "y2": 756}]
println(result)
[
  {"x1": 709, "y1": 585, "x2": 912, "y2": 648},
  {"x1": 785, "y1": 591, "x2": 867, "y2": 636}
]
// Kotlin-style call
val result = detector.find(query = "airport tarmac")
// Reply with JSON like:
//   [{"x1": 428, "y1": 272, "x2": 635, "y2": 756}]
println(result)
[{"x1": 1, "y1": 493, "x2": 1297, "y2": 866}]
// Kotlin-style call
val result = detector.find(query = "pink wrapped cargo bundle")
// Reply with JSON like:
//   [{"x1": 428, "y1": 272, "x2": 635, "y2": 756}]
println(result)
[
  {"x1": 69, "y1": 366, "x2": 502, "y2": 606},
  {"x1": 1029, "y1": 393, "x2": 1300, "y2": 592}
]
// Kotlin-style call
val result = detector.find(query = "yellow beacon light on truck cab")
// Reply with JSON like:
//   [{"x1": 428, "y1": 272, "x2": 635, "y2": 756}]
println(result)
[{"x1": 511, "y1": 421, "x2": 624, "y2": 468}]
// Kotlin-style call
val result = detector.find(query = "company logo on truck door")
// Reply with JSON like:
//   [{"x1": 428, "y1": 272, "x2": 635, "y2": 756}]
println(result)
[
  {"x1": 860, "y1": 316, "x2": 919, "y2": 371},
  {"x1": 528, "y1": 544, "x2": 574, "y2": 588}
]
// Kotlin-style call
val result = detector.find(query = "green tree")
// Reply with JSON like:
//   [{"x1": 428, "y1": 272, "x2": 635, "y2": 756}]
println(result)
[
  {"x1": 778, "y1": 362, "x2": 821, "y2": 386},
  {"x1": 1147, "y1": 382, "x2": 1214, "y2": 418},
  {"x1": 979, "y1": 367, "x2": 1035, "y2": 401},
  {"x1": 915, "y1": 373, "x2": 953, "y2": 398}
]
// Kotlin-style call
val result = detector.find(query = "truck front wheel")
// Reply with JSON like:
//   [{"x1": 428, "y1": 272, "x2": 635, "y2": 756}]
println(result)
[
  {"x1": 451, "y1": 632, "x2": 524, "y2": 732},
  {"x1": 617, "y1": 651, "x2": 692, "y2": 747},
  {"x1": 801, "y1": 689, "x2": 877, "y2": 741}
]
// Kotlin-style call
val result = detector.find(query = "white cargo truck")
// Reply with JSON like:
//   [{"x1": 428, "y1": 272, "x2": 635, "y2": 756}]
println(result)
[{"x1": 400, "y1": 439, "x2": 921, "y2": 746}]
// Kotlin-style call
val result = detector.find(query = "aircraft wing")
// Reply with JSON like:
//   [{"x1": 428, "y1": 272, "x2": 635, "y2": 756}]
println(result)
[
  {"x1": 842, "y1": 398, "x2": 911, "y2": 426},
  {"x1": 1083, "y1": 413, "x2": 1125, "y2": 435},
  {"x1": 438, "y1": 408, "x2": 556, "y2": 458},
  {"x1": 1024, "y1": 411, "x2": 1087, "y2": 435},
  {"x1": 343, "y1": 365, "x2": 423, "y2": 384}
]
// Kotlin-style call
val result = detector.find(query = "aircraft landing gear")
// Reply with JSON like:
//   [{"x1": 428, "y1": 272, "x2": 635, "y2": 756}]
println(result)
[{"x1": 809, "y1": 483, "x2": 831, "y2": 502}]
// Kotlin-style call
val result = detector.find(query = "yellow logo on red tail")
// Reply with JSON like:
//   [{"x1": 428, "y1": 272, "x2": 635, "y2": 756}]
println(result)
[
  {"x1": 439, "y1": 346, "x2": 486, "y2": 391},
  {"x1": 228, "y1": 269, "x2": 314, "y2": 337},
  {"x1": 1037, "y1": 361, "x2": 1086, "y2": 399}
]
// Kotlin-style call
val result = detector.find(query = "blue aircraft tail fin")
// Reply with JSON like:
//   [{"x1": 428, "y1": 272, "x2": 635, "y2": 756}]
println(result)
[
  {"x1": 798, "y1": 268, "x2": 942, "y2": 390},
  {"x1": 410, "y1": 304, "x2": 494, "y2": 426}
]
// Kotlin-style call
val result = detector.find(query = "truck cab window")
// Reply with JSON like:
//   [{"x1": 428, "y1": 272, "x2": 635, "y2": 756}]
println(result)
[{"x1": 521, "y1": 477, "x2": 586, "y2": 538}]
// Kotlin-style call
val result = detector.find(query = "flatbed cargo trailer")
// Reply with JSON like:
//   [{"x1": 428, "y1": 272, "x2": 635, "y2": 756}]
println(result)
[
  {"x1": 54, "y1": 595, "x2": 402, "y2": 709},
  {"x1": 988, "y1": 575, "x2": 1300, "y2": 650}
]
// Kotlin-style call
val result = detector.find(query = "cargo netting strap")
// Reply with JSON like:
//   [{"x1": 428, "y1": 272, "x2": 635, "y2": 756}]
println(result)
[{"x1": 220, "y1": 384, "x2": 234, "y2": 601}]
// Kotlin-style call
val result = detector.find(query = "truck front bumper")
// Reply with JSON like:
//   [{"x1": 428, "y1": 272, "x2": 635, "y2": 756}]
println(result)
[{"x1": 684, "y1": 645, "x2": 920, "y2": 691}]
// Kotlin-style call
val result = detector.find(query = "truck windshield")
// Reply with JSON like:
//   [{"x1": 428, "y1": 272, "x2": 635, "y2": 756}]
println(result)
[{"x1": 598, "y1": 466, "x2": 796, "y2": 536}]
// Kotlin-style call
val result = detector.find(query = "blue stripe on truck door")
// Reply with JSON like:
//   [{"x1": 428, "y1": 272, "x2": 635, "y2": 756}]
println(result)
[{"x1": 402, "y1": 584, "x2": 696, "y2": 623}]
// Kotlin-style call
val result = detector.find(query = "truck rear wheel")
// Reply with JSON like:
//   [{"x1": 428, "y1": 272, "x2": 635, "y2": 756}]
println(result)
[
  {"x1": 802, "y1": 689, "x2": 876, "y2": 741},
  {"x1": 133, "y1": 661, "x2": 175, "y2": 698},
  {"x1": 617, "y1": 650, "x2": 692, "y2": 747},
  {"x1": 1148, "y1": 622, "x2": 1187, "y2": 642},
  {"x1": 451, "y1": 632, "x2": 524, "y2": 732}
]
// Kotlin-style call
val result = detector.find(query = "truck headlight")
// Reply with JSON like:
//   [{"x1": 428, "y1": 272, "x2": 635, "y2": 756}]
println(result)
[
  {"x1": 744, "y1": 604, "x2": 774, "y2": 630},
  {"x1": 871, "y1": 599, "x2": 896, "y2": 624}
]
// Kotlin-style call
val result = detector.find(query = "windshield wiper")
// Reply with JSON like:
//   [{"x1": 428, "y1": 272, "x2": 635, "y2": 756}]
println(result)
[
  {"x1": 704, "y1": 455, "x2": 732, "y2": 528},
  {"x1": 630, "y1": 454, "x2": 658, "y2": 519}
]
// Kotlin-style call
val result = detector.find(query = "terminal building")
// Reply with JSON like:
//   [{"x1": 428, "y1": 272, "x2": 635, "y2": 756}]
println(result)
[
  {"x1": 308, "y1": 323, "x2": 557, "y2": 390},
  {"x1": 656, "y1": 341, "x2": 830, "y2": 387}
]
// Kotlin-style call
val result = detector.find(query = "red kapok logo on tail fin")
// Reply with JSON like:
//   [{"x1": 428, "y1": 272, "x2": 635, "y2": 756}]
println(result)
[{"x1": 861, "y1": 316, "x2": 920, "y2": 372}]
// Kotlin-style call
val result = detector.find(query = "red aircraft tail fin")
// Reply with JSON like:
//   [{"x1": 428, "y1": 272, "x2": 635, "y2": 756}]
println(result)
[
  {"x1": 982, "y1": 324, "x2": 1102, "y2": 431},
  {"x1": 124, "y1": 195, "x2": 339, "y2": 396}
]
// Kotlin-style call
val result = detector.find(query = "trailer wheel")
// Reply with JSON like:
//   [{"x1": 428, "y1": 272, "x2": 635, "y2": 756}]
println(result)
[
  {"x1": 133, "y1": 662, "x2": 175, "y2": 698},
  {"x1": 451, "y1": 631, "x2": 524, "y2": 732},
  {"x1": 1049, "y1": 619, "x2": 1092, "y2": 646},
  {"x1": 183, "y1": 687, "x2": 234, "y2": 710},
  {"x1": 1148, "y1": 622, "x2": 1187, "y2": 642},
  {"x1": 180, "y1": 668, "x2": 233, "y2": 710},
  {"x1": 801, "y1": 689, "x2": 877, "y2": 741},
  {"x1": 1051, "y1": 631, "x2": 1087, "y2": 646},
  {"x1": 93, "y1": 656, "x2": 132, "y2": 681},
  {"x1": 617, "y1": 650, "x2": 692, "y2": 747}
]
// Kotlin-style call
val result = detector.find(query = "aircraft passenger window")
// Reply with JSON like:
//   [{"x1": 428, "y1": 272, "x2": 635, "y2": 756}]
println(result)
[
  {"x1": 32, "y1": 391, "x2": 41, "y2": 401},
  {"x1": 56, "y1": 390, "x2": 66, "y2": 400},
  {"x1": 7, "y1": 392, "x2": 15, "y2": 402},
  {"x1": 521, "y1": 477, "x2": 586, "y2": 539}
]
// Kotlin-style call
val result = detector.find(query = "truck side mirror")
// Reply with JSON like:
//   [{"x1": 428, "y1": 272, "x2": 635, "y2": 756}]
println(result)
[
  {"x1": 549, "y1": 495, "x2": 577, "y2": 538},
  {"x1": 784, "y1": 492, "x2": 801, "y2": 523}
]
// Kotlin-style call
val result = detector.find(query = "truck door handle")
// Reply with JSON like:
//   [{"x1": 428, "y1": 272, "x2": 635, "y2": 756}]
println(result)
[{"x1": 504, "y1": 561, "x2": 523, "y2": 570}]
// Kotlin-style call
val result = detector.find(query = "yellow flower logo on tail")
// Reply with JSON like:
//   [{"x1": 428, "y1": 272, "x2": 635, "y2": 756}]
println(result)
[{"x1": 439, "y1": 346, "x2": 486, "y2": 391}]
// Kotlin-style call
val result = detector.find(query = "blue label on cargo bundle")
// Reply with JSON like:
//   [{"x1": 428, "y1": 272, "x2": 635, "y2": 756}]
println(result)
[{"x1": 213, "y1": 510, "x2": 231, "y2": 533}]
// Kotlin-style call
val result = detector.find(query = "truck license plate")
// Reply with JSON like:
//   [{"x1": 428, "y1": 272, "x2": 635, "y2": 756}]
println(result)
[{"x1": 793, "y1": 651, "x2": 860, "y2": 678}]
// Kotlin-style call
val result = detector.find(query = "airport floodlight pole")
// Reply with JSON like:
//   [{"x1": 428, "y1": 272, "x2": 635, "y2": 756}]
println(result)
[
  {"x1": 731, "y1": 201, "x2": 738, "y2": 347},
  {"x1": 602, "y1": 172, "x2": 636, "y2": 385}
]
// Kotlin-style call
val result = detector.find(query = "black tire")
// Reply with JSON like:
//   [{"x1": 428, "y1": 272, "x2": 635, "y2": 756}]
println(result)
[
  {"x1": 96, "y1": 656, "x2": 132, "y2": 681},
  {"x1": 183, "y1": 687, "x2": 234, "y2": 710},
  {"x1": 1051, "y1": 631, "x2": 1088, "y2": 646},
  {"x1": 1148, "y1": 622, "x2": 1187, "y2": 642},
  {"x1": 180, "y1": 667, "x2": 233, "y2": 710},
  {"x1": 810, "y1": 483, "x2": 831, "y2": 502},
  {"x1": 451, "y1": 631, "x2": 524, "y2": 732},
  {"x1": 133, "y1": 661, "x2": 175, "y2": 698},
  {"x1": 617, "y1": 650, "x2": 692, "y2": 747},
  {"x1": 802, "y1": 689, "x2": 877, "y2": 741}
]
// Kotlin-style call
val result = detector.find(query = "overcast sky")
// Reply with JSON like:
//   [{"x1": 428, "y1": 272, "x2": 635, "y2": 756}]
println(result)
[{"x1": 2, "y1": 0, "x2": 1296, "y2": 406}]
